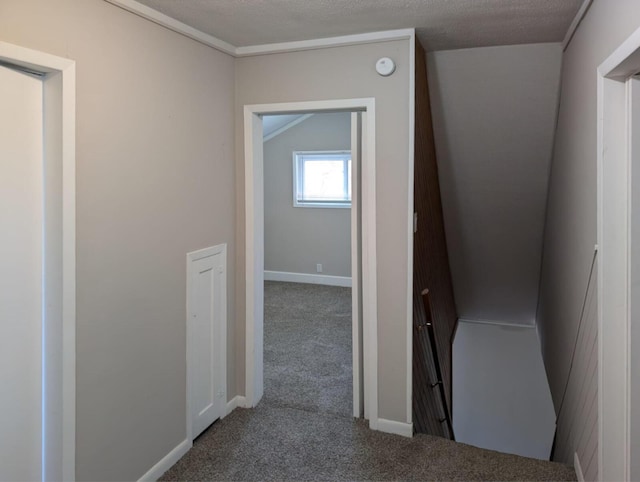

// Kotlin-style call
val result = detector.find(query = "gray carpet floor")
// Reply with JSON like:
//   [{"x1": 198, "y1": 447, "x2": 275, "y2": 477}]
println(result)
[{"x1": 162, "y1": 281, "x2": 576, "y2": 481}]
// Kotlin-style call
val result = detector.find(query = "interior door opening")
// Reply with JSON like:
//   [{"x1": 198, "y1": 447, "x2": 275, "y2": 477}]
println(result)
[
  {"x1": 244, "y1": 99, "x2": 378, "y2": 427},
  {"x1": 261, "y1": 112, "x2": 356, "y2": 418}
]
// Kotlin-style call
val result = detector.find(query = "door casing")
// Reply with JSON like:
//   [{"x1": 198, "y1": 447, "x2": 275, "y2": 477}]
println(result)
[
  {"x1": 0, "y1": 41, "x2": 76, "y2": 481},
  {"x1": 597, "y1": 25, "x2": 640, "y2": 482},
  {"x1": 243, "y1": 98, "x2": 379, "y2": 427}
]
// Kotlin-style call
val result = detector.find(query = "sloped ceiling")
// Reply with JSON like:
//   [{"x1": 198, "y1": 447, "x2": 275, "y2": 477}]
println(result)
[
  {"x1": 428, "y1": 43, "x2": 563, "y2": 326},
  {"x1": 134, "y1": 0, "x2": 583, "y2": 51},
  {"x1": 263, "y1": 114, "x2": 311, "y2": 140}
]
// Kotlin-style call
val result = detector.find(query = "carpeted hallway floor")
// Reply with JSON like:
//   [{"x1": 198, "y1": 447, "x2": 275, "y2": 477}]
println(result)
[{"x1": 161, "y1": 281, "x2": 576, "y2": 481}]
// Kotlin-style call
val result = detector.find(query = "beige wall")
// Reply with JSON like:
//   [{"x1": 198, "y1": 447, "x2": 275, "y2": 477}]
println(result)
[
  {"x1": 0, "y1": 0, "x2": 236, "y2": 479},
  {"x1": 235, "y1": 39, "x2": 412, "y2": 423},
  {"x1": 427, "y1": 43, "x2": 562, "y2": 326},
  {"x1": 264, "y1": 112, "x2": 351, "y2": 278},
  {"x1": 537, "y1": 0, "x2": 640, "y2": 476}
]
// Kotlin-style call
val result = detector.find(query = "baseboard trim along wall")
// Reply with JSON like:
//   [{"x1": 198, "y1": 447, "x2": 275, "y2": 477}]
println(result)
[
  {"x1": 264, "y1": 270, "x2": 352, "y2": 287},
  {"x1": 137, "y1": 438, "x2": 191, "y2": 482},
  {"x1": 377, "y1": 418, "x2": 414, "y2": 438},
  {"x1": 139, "y1": 396, "x2": 249, "y2": 481},
  {"x1": 224, "y1": 395, "x2": 248, "y2": 417},
  {"x1": 574, "y1": 452, "x2": 585, "y2": 482}
]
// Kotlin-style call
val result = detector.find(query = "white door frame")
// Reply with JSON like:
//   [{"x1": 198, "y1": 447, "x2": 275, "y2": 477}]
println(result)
[
  {"x1": 597, "y1": 26, "x2": 640, "y2": 482},
  {"x1": 0, "y1": 42, "x2": 76, "y2": 481},
  {"x1": 244, "y1": 98, "x2": 379, "y2": 428}
]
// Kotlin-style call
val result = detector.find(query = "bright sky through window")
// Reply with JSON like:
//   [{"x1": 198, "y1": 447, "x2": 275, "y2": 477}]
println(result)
[{"x1": 294, "y1": 151, "x2": 351, "y2": 207}]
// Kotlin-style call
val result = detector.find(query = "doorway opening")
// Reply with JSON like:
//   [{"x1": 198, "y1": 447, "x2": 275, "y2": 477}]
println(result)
[
  {"x1": 244, "y1": 99, "x2": 378, "y2": 427},
  {"x1": 262, "y1": 112, "x2": 353, "y2": 417}
]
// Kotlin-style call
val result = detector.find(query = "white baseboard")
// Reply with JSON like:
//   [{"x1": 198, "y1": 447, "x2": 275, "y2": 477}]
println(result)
[
  {"x1": 376, "y1": 418, "x2": 414, "y2": 438},
  {"x1": 264, "y1": 270, "x2": 352, "y2": 287},
  {"x1": 224, "y1": 395, "x2": 248, "y2": 417},
  {"x1": 574, "y1": 452, "x2": 585, "y2": 482},
  {"x1": 138, "y1": 438, "x2": 191, "y2": 482}
]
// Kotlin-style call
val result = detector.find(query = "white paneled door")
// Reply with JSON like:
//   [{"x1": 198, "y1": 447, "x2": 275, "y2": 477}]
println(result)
[
  {"x1": 187, "y1": 245, "x2": 227, "y2": 440},
  {"x1": 0, "y1": 64, "x2": 44, "y2": 481}
]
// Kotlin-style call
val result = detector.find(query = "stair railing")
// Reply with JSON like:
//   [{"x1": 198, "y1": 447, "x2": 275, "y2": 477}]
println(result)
[{"x1": 417, "y1": 288, "x2": 455, "y2": 440}]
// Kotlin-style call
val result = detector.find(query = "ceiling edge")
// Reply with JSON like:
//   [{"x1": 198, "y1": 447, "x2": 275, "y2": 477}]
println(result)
[
  {"x1": 234, "y1": 29, "x2": 414, "y2": 57},
  {"x1": 104, "y1": 0, "x2": 237, "y2": 55},
  {"x1": 263, "y1": 114, "x2": 314, "y2": 142},
  {"x1": 104, "y1": 0, "x2": 413, "y2": 58},
  {"x1": 562, "y1": 0, "x2": 594, "y2": 51}
]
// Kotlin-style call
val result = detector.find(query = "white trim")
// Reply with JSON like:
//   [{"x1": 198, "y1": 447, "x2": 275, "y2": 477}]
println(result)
[
  {"x1": 244, "y1": 98, "x2": 378, "y2": 430},
  {"x1": 562, "y1": 0, "x2": 593, "y2": 51},
  {"x1": 351, "y1": 112, "x2": 363, "y2": 418},
  {"x1": 376, "y1": 418, "x2": 413, "y2": 438},
  {"x1": 103, "y1": 2, "x2": 413, "y2": 59},
  {"x1": 103, "y1": 0, "x2": 236, "y2": 55},
  {"x1": 574, "y1": 452, "x2": 586, "y2": 482},
  {"x1": 224, "y1": 395, "x2": 248, "y2": 418},
  {"x1": 235, "y1": 29, "x2": 415, "y2": 57},
  {"x1": 263, "y1": 113, "x2": 314, "y2": 142},
  {"x1": 596, "y1": 26, "x2": 640, "y2": 482},
  {"x1": 137, "y1": 439, "x2": 191, "y2": 482},
  {"x1": 457, "y1": 318, "x2": 537, "y2": 329},
  {"x1": 0, "y1": 41, "x2": 76, "y2": 482},
  {"x1": 264, "y1": 270, "x2": 352, "y2": 287},
  {"x1": 406, "y1": 30, "x2": 416, "y2": 427}
]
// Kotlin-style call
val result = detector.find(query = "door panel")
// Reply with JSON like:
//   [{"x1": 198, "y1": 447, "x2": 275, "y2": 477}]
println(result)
[
  {"x1": 188, "y1": 247, "x2": 227, "y2": 439},
  {"x1": 0, "y1": 64, "x2": 44, "y2": 481}
]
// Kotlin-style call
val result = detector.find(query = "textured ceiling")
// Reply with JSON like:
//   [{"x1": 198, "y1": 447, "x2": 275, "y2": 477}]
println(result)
[{"x1": 134, "y1": 0, "x2": 583, "y2": 51}]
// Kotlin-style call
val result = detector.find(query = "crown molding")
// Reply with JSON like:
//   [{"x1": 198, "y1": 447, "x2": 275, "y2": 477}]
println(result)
[
  {"x1": 234, "y1": 29, "x2": 415, "y2": 57},
  {"x1": 104, "y1": 0, "x2": 414, "y2": 58},
  {"x1": 104, "y1": 0, "x2": 237, "y2": 55},
  {"x1": 562, "y1": 0, "x2": 593, "y2": 51}
]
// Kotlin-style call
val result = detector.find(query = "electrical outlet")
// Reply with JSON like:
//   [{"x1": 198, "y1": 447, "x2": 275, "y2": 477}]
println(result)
[{"x1": 316, "y1": 263, "x2": 323, "y2": 273}]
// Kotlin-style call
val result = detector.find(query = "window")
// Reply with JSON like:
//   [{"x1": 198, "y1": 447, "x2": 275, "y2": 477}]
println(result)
[{"x1": 293, "y1": 151, "x2": 352, "y2": 208}]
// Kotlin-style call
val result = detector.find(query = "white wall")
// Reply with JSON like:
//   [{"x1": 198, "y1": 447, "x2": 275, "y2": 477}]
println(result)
[
  {"x1": 453, "y1": 322, "x2": 556, "y2": 460},
  {"x1": 235, "y1": 39, "x2": 412, "y2": 423},
  {"x1": 264, "y1": 112, "x2": 351, "y2": 278},
  {"x1": 0, "y1": 1, "x2": 236, "y2": 479},
  {"x1": 427, "y1": 43, "x2": 562, "y2": 326},
  {"x1": 537, "y1": 0, "x2": 640, "y2": 477}
]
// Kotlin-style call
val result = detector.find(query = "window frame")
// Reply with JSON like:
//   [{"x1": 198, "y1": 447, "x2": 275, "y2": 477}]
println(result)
[{"x1": 292, "y1": 150, "x2": 352, "y2": 208}]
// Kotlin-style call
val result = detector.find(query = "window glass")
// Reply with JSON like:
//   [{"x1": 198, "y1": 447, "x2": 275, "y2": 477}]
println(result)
[{"x1": 294, "y1": 151, "x2": 351, "y2": 207}]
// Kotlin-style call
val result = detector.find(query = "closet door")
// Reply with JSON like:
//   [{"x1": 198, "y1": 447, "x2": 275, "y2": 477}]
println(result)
[{"x1": 187, "y1": 245, "x2": 227, "y2": 439}]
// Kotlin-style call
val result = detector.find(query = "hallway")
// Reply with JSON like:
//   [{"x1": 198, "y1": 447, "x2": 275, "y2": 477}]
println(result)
[{"x1": 161, "y1": 283, "x2": 576, "y2": 481}]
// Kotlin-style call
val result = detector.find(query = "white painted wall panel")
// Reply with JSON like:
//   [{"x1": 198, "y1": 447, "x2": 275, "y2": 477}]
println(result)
[
  {"x1": 427, "y1": 43, "x2": 562, "y2": 326},
  {"x1": 188, "y1": 246, "x2": 227, "y2": 439},
  {"x1": 453, "y1": 321, "x2": 556, "y2": 460}
]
